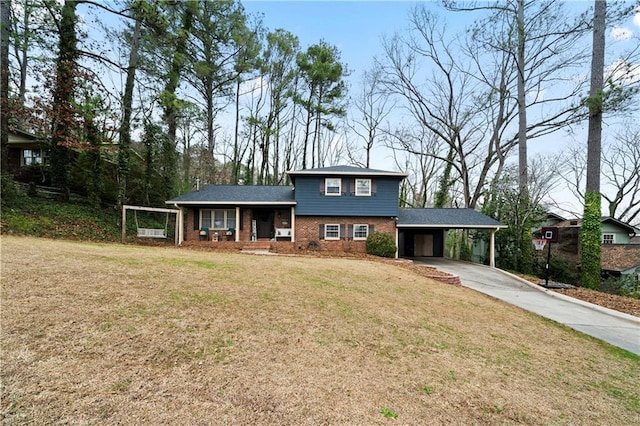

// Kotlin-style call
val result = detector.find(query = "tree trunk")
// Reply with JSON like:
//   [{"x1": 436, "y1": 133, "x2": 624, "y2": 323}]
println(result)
[
  {"x1": 50, "y1": 0, "x2": 79, "y2": 201},
  {"x1": 232, "y1": 77, "x2": 241, "y2": 184},
  {"x1": 580, "y1": 0, "x2": 606, "y2": 290},
  {"x1": 1, "y1": 0, "x2": 10, "y2": 174},
  {"x1": 117, "y1": 17, "x2": 141, "y2": 210},
  {"x1": 516, "y1": 0, "x2": 528, "y2": 197}
]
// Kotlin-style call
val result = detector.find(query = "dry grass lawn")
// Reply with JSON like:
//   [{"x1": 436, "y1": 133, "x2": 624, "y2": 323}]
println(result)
[{"x1": 1, "y1": 235, "x2": 639, "y2": 425}]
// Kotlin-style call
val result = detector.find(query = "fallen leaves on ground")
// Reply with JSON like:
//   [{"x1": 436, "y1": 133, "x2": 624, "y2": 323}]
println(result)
[{"x1": 553, "y1": 288, "x2": 640, "y2": 317}]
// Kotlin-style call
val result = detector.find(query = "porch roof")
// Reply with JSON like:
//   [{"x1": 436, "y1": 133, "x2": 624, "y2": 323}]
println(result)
[
  {"x1": 397, "y1": 208, "x2": 506, "y2": 229},
  {"x1": 167, "y1": 185, "x2": 296, "y2": 206}
]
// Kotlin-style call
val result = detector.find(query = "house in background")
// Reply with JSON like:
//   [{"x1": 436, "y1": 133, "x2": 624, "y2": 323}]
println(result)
[
  {"x1": 542, "y1": 216, "x2": 639, "y2": 281},
  {"x1": 167, "y1": 166, "x2": 506, "y2": 263},
  {"x1": 554, "y1": 216, "x2": 637, "y2": 246},
  {"x1": 601, "y1": 245, "x2": 640, "y2": 280},
  {"x1": 6, "y1": 129, "x2": 48, "y2": 183}
]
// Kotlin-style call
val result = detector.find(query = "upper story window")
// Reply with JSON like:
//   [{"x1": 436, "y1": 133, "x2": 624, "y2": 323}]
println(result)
[
  {"x1": 201, "y1": 209, "x2": 236, "y2": 230},
  {"x1": 325, "y1": 178, "x2": 341, "y2": 196},
  {"x1": 355, "y1": 179, "x2": 371, "y2": 196},
  {"x1": 602, "y1": 233, "x2": 614, "y2": 245}
]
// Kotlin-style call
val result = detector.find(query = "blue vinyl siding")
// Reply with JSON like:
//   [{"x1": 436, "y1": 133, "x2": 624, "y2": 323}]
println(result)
[{"x1": 294, "y1": 176, "x2": 402, "y2": 216}]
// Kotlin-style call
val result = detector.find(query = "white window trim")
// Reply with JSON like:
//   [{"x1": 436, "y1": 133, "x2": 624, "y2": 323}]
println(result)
[
  {"x1": 355, "y1": 178, "x2": 371, "y2": 196},
  {"x1": 325, "y1": 178, "x2": 341, "y2": 196},
  {"x1": 201, "y1": 209, "x2": 236, "y2": 230},
  {"x1": 602, "y1": 233, "x2": 615, "y2": 244},
  {"x1": 325, "y1": 224, "x2": 340, "y2": 240},
  {"x1": 353, "y1": 224, "x2": 369, "y2": 240}
]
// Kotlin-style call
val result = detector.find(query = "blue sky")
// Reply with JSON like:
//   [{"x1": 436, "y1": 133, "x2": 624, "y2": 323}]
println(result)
[{"x1": 242, "y1": 1, "x2": 435, "y2": 80}]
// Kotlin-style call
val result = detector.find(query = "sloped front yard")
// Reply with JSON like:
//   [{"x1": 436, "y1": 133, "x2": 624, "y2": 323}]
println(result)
[{"x1": 1, "y1": 236, "x2": 639, "y2": 424}]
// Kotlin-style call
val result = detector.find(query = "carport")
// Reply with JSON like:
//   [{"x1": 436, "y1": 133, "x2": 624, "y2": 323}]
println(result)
[{"x1": 396, "y1": 208, "x2": 506, "y2": 267}]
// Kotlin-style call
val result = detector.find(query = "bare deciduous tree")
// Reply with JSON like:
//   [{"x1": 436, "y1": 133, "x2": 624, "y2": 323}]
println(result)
[
  {"x1": 602, "y1": 125, "x2": 640, "y2": 226},
  {"x1": 349, "y1": 66, "x2": 394, "y2": 168}
]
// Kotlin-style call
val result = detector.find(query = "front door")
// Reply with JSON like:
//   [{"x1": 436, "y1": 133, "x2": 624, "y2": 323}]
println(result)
[{"x1": 255, "y1": 210, "x2": 274, "y2": 239}]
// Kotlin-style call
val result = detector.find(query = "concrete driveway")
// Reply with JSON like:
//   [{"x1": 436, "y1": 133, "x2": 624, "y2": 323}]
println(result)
[{"x1": 415, "y1": 258, "x2": 640, "y2": 355}]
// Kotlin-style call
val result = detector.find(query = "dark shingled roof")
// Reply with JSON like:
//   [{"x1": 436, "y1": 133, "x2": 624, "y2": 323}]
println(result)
[
  {"x1": 397, "y1": 208, "x2": 506, "y2": 228},
  {"x1": 167, "y1": 185, "x2": 295, "y2": 205},
  {"x1": 601, "y1": 245, "x2": 640, "y2": 272},
  {"x1": 287, "y1": 165, "x2": 407, "y2": 178}
]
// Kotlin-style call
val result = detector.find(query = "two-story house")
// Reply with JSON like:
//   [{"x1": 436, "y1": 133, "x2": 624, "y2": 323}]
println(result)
[{"x1": 166, "y1": 166, "x2": 505, "y2": 264}]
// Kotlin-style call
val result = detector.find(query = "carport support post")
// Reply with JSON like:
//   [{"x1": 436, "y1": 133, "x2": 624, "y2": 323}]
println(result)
[{"x1": 489, "y1": 228, "x2": 496, "y2": 267}]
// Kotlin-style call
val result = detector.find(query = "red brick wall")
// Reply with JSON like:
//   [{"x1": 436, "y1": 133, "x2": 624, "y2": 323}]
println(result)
[
  {"x1": 294, "y1": 216, "x2": 396, "y2": 253},
  {"x1": 182, "y1": 208, "x2": 397, "y2": 255}
]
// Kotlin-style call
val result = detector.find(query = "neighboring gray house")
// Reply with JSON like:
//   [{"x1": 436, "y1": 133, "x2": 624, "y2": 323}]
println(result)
[{"x1": 167, "y1": 166, "x2": 506, "y2": 264}]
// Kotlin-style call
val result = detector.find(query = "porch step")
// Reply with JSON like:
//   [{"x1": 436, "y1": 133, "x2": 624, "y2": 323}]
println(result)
[{"x1": 241, "y1": 241, "x2": 271, "y2": 252}]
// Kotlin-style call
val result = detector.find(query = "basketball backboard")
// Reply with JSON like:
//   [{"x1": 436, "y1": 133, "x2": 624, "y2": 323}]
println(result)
[{"x1": 541, "y1": 226, "x2": 559, "y2": 243}]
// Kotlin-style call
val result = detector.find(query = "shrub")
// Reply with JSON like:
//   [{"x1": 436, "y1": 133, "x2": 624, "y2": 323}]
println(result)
[
  {"x1": 601, "y1": 271, "x2": 640, "y2": 299},
  {"x1": 1, "y1": 174, "x2": 25, "y2": 206},
  {"x1": 366, "y1": 231, "x2": 396, "y2": 258}
]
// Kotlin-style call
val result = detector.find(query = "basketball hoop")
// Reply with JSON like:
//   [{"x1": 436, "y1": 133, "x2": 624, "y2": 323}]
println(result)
[{"x1": 533, "y1": 239, "x2": 547, "y2": 251}]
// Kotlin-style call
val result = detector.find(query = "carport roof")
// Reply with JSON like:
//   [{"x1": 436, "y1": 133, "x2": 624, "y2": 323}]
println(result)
[
  {"x1": 397, "y1": 208, "x2": 506, "y2": 229},
  {"x1": 166, "y1": 185, "x2": 296, "y2": 205}
]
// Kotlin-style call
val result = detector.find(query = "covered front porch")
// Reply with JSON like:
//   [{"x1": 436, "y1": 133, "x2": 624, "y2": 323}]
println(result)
[
  {"x1": 177, "y1": 205, "x2": 296, "y2": 245},
  {"x1": 167, "y1": 184, "x2": 297, "y2": 245}
]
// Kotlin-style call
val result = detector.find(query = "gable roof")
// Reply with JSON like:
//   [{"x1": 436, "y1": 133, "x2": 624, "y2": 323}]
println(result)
[
  {"x1": 555, "y1": 216, "x2": 637, "y2": 235},
  {"x1": 287, "y1": 165, "x2": 408, "y2": 178},
  {"x1": 397, "y1": 208, "x2": 506, "y2": 229},
  {"x1": 601, "y1": 245, "x2": 640, "y2": 272},
  {"x1": 166, "y1": 185, "x2": 295, "y2": 206}
]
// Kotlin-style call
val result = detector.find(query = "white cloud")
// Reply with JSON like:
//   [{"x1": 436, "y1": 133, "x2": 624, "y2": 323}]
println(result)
[
  {"x1": 634, "y1": 6, "x2": 640, "y2": 27},
  {"x1": 606, "y1": 59, "x2": 640, "y2": 86},
  {"x1": 611, "y1": 26, "x2": 633, "y2": 41}
]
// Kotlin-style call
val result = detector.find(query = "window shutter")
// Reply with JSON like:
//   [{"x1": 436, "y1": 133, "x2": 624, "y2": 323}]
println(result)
[
  {"x1": 347, "y1": 224, "x2": 353, "y2": 240},
  {"x1": 347, "y1": 179, "x2": 353, "y2": 196},
  {"x1": 369, "y1": 224, "x2": 375, "y2": 234},
  {"x1": 340, "y1": 224, "x2": 345, "y2": 239},
  {"x1": 371, "y1": 180, "x2": 377, "y2": 196},
  {"x1": 319, "y1": 179, "x2": 325, "y2": 195},
  {"x1": 319, "y1": 224, "x2": 324, "y2": 240},
  {"x1": 193, "y1": 208, "x2": 200, "y2": 230},
  {"x1": 342, "y1": 178, "x2": 347, "y2": 196}
]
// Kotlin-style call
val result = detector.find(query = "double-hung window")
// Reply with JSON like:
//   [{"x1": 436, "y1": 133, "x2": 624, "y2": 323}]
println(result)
[
  {"x1": 602, "y1": 233, "x2": 614, "y2": 245},
  {"x1": 324, "y1": 224, "x2": 340, "y2": 240},
  {"x1": 325, "y1": 178, "x2": 341, "y2": 196},
  {"x1": 201, "y1": 209, "x2": 236, "y2": 230},
  {"x1": 353, "y1": 224, "x2": 369, "y2": 240},
  {"x1": 22, "y1": 149, "x2": 44, "y2": 166},
  {"x1": 355, "y1": 179, "x2": 371, "y2": 196}
]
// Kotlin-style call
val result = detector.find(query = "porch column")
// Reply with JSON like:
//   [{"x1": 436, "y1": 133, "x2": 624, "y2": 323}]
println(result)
[
  {"x1": 395, "y1": 226, "x2": 399, "y2": 259},
  {"x1": 489, "y1": 228, "x2": 496, "y2": 267},
  {"x1": 175, "y1": 207, "x2": 182, "y2": 245},
  {"x1": 235, "y1": 207, "x2": 240, "y2": 242},
  {"x1": 290, "y1": 206, "x2": 296, "y2": 242}
]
